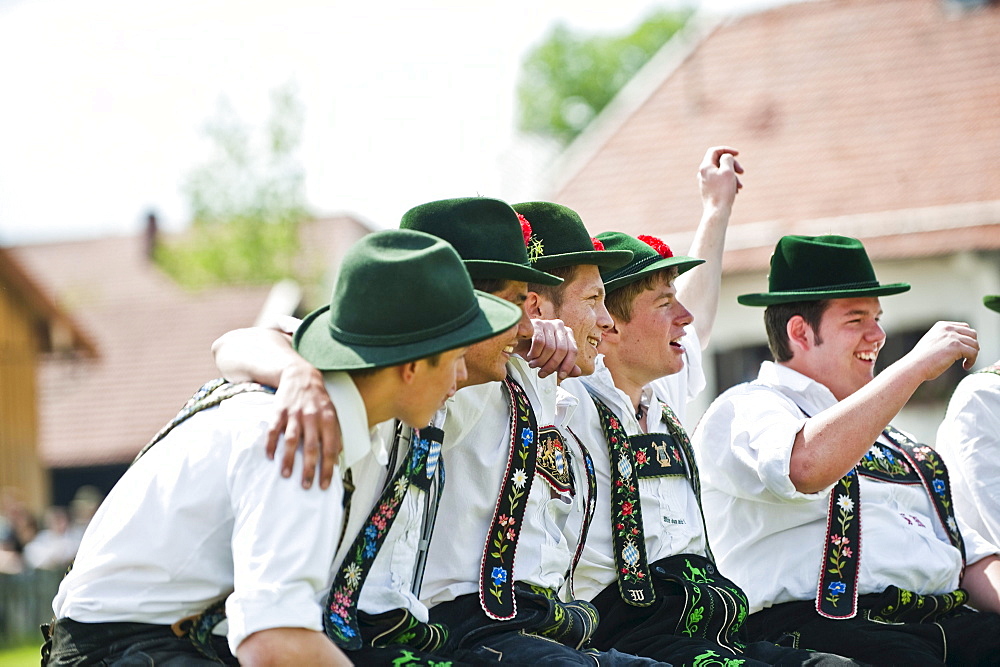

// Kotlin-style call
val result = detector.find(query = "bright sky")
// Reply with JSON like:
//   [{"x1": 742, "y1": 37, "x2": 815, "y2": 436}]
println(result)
[{"x1": 0, "y1": 0, "x2": 795, "y2": 245}]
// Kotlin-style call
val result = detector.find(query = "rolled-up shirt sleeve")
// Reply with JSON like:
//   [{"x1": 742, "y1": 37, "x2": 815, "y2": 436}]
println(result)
[
  {"x1": 225, "y1": 423, "x2": 344, "y2": 654},
  {"x1": 705, "y1": 386, "x2": 830, "y2": 504}
]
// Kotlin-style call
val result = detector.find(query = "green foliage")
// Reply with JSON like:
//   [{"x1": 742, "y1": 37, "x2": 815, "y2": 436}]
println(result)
[
  {"x1": 517, "y1": 8, "x2": 693, "y2": 146},
  {"x1": 157, "y1": 83, "x2": 311, "y2": 289}
]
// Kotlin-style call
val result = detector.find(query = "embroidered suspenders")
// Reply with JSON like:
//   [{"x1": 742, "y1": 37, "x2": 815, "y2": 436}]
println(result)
[
  {"x1": 592, "y1": 396, "x2": 656, "y2": 607},
  {"x1": 479, "y1": 375, "x2": 539, "y2": 620},
  {"x1": 324, "y1": 426, "x2": 446, "y2": 650},
  {"x1": 816, "y1": 428, "x2": 965, "y2": 619},
  {"x1": 134, "y1": 378, "x2": 274, "y2": 463}
]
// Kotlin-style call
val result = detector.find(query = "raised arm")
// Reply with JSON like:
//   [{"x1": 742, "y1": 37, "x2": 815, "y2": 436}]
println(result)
[
  {"x1": 212, "y1": 326, "x2": 340, "y2": 489},
  {"x1": 675, "y1": 145, "x2": 743, "y2": 349},
  {"x1": 790, "y1": 321, "x2": 979, "y2": 493}
]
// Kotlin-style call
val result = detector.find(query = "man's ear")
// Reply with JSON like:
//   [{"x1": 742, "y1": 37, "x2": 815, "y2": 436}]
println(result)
[
  {"x1": 524, "y1": 291, "x2": 548, "y2": 319},
  {"x1": 786, "y1": 315, "x2": 813, "y2": 353},
  {"x1": 398, "y1": 360, "x2": 420, "y2": 385}
]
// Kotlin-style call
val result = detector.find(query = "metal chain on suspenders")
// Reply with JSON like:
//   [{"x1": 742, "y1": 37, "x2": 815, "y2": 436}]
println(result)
[
  {"x1": 323, "y1": 426, "x2": 446, "y2": 650},
  {"x1": 478, "y1": 375, "x2": 539, "y2": 620},
  {"x1": 815, "y1": 425, "x2": 966, "y2": 619},
  {"x1": 408, "y1": 423, "x2": 446, "y2": 598}
]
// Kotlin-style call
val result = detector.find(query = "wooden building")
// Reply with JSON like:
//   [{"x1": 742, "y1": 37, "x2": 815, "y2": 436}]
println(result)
[{"x1": 0, "y1": 249, "x2": 95, "y2": 512}]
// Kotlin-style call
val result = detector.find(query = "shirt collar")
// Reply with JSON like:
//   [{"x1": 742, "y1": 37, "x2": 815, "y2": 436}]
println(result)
[
  {"x1": 323, "y1": 371, "x2": 389, "y2": 470},
  {"x1": 760, "y1": 361, "x2": 839, "y2": 413},
  {"x1": 580, "y1": 355, "x2": 652, "y2": 432}
]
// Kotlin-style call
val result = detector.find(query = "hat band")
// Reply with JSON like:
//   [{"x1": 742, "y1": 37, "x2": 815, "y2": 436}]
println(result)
[
  {"x1": 777, "y1": 280, "x2": 881, "y2": 293},
  {"x1": 604, "y1": 253, "x2": 663, "y2": 282},
  {"x1": 328, "y1": 301, "x2": 481, "y2": 346}
]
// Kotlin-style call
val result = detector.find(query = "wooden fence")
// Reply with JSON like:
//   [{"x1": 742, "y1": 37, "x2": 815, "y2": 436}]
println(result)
[{"x1": 0, "y1": 569, "x2": 61, "y2": 646}]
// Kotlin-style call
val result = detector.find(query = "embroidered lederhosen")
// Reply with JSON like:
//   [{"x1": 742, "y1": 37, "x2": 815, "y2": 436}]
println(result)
[
  {"x1": 479, "y1": 375, "x2": 539, "y2": 620},
  {"x1": 816, "y1": 426, "x2": 967, "y2": 620},
  {"x1": 592, "y1": 396, "x2": 720, "y2": 605},
  {"x1": 324, "y1": 426, "x2": 448, "y2": 652},
  {"x1": 590, "y1": 396, "x2": 750, "y2": 653}
]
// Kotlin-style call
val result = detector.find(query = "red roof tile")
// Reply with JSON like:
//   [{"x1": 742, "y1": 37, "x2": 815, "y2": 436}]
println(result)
[{"x1": 552, "y1": 0, "x2": 1000, "y2": 267}]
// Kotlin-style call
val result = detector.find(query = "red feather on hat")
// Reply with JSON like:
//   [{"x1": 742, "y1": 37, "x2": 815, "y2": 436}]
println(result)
[{"x1": 638, "y1": 234, "x2": 673, "y2": 258}]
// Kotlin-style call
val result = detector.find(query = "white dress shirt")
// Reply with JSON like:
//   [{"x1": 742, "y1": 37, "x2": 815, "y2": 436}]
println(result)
[
  {"x1": 935, "y1": 367, "x2": 1000, "y2": 547},
  {"x1": 53, "y1": 373, "x2": 381, "y2": 654},
  {"x1": 562, "y1": 357, "x2": 708, "y2": 603},
  {"x1": 420, "y1": 356, "x2": 583, "y2": 607},
  {"x1": 693, "y1": 361, "x2": 997, "y2": 614}
]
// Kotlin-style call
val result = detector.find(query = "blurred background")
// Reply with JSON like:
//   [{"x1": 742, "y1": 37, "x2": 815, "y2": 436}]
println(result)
[{"x1": 1, "y1": 0, "x2": 998, "y2": 654}]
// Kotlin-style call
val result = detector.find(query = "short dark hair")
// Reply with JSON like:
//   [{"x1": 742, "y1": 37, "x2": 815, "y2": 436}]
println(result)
[
  {"x1": 528, "y1": 265, "x2": 578, "y2": 308},
  {"x1": 471, "y1": 277, "x2": 508, "y2": 294},
  {"x1": 764, "y1": 300, "x2": 830, "y2": 362},
  {"x1": 346, "y1": 352, "x2": 442, "y2": 379},
  {"x1": 605, "y1": 268, "x2": 678, "y2": 324}
]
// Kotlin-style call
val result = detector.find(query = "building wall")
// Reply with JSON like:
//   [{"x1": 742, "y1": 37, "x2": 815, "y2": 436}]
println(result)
[
  {"x1": 694, "y1": 250, "x2": 1000, "y2": 445},
  {"x1": 0, "y1": 282, "x2": 48, "y2": 513}
]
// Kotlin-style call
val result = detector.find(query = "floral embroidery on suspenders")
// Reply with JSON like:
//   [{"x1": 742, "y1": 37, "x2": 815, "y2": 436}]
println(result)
[
  {"x1": 592, "y1": 396, "x2": 655, "y2": 607},
  {"x1": 816, "y1": 428, "x2": 965, "y2": 619},
  {"x1": 325, "y1": 427, "x2": 446, "y2": 650},
  {"x1": 818, "y1": 469, "x2": 860, "y2": 616},
  {"x1": 479, "y1": 376, "x2": 539, "y2": 620}
]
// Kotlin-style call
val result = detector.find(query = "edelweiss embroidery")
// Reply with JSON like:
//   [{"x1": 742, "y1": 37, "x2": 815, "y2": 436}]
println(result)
[
  {"x1": 324, "y1": 429, "x2": 438, "y2": 649},
  {"x1": 479, "y1": 376, "x2": 538, "y2": 620},
  {"x1": 816, "y1": 426, "x2": 965, "y2": 620}
]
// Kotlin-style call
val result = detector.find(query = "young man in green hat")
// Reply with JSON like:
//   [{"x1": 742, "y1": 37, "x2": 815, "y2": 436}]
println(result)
[
  {"x1": 417, "y1": 201, "x2": 654, "y2": 665},
  {"x1": 559, "y1": 231, "x2": 857, "y2": 666},
  {"x1": 692, "y1": 235, "x2": 1000, "y2": 664},
  {"x1": 936, "y1": 295, "x2": 1000, "y2": 547},
  {"x1": 211, "y1": 197, "x2": 650, "y2": 664},
  {"x1": 48, "y1": 229, "x2": 521, "y2": 667}
]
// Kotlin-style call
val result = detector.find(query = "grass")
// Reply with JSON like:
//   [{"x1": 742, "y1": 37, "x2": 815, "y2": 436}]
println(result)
[{"x1": 0, "y1": 641, "x2": 41, "y2": 667}]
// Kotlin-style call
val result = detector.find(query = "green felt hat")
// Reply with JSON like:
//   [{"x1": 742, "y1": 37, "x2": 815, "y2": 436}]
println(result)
[
  {"x1": 512, "y1": 202, "x2": 632, "y2": 271},
  {"x1": 738, "y1": 234, "x2": 910, "y2": 307},
  {"x1": 294, "y1": 229, "x2": 522, "y2": 370},
  {"x1": 596, "y1": 231, "x2": 704, "y2": 293},
  {"x1": 985, "y1": 295, "x2": 1000, "y2": 313},
  {"x1": 400, "y1": 197, "x2": 562, "y2": 286}
]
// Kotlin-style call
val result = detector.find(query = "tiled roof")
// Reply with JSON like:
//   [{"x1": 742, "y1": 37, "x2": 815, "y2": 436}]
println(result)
[
  {"x1": 10, "y1": 215, "x2": 370, "y2": 467},
  {"x1": 551, "y1": 0, "x2": 1000, "y2": 268},
  {"x1": 0, "y1": 247, "x2": 96, "y2": 356}
]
